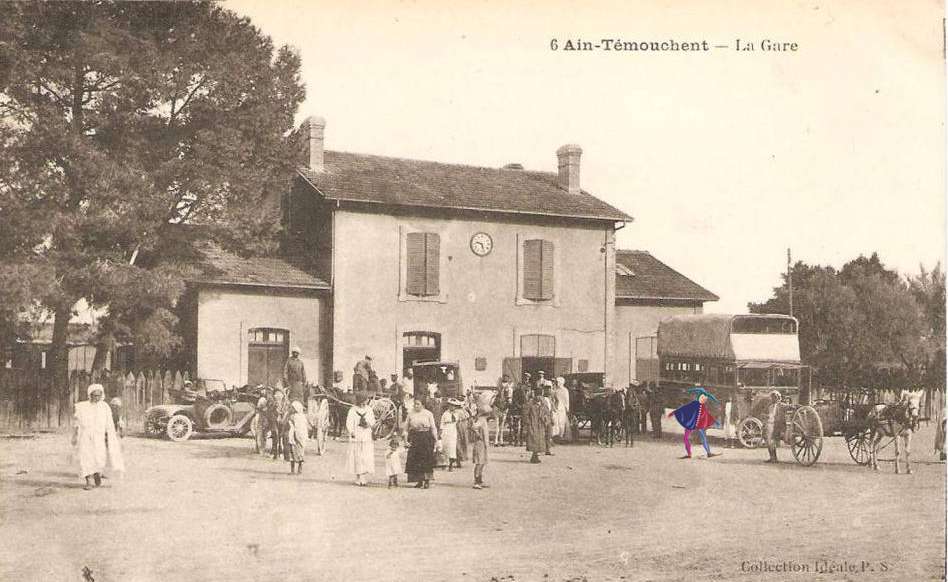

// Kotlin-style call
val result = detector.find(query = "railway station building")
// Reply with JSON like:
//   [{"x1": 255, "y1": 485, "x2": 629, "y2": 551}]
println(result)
[{"x1": 184, "y1": 117, "x2": 717, "y2": 390}]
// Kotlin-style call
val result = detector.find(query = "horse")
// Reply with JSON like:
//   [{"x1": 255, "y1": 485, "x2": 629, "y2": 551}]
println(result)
[
  {"x1": 507, "y1": 385, "x2": 528, "y2": 446},
  {"x1": 621, "y1": 387, "x2": 639, "y2": 447},
  {"x1": 587, "y1": 389, "x2": 625, "y2": 447},
  {"x1": 867, "y1": 389, "x2": 924, "y2": 474}
]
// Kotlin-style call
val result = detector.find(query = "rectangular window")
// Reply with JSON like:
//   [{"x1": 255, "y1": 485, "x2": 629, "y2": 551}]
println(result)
[
  {"x1": 578, "y1": 359, "x2": 589, "y2": 373},
  {"x1": 474, "y1": 357, "x2": 487, "y2": 371},
  {"x1": 406, "y1": 232, "x2": 440, "y2": 296},
  {"x1": 523, "y1": 239, "x2": 554, "y2": 301},
  {"x1": 521, "y1": 334, "x2": 556, "y2": 358}
]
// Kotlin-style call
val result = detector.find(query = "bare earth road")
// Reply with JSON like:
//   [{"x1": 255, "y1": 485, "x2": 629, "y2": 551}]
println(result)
[{"x1": 1, "y1": 424, "x2": 944, "y2": 582}]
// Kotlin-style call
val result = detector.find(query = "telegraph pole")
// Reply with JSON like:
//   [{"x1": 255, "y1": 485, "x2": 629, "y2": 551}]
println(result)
[{"x1": 787, "y1": 248, "x2": 793, "y2": 318}]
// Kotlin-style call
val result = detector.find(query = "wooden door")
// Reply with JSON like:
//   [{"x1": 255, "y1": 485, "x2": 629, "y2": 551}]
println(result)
[{"x1": 247, "y1": 328, "x2": 289, "y2": 387}]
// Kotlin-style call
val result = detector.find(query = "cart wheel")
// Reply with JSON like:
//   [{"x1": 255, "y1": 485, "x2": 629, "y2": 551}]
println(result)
[
  {"x1": 790, "y1": 405, "x2": 823, "y2": 466},
  {"x1": 845, "y1": 429, "x2": 872, "y2": 465},
  {"x1": 738, "y1": 417, "x2": 764, "y2": 449},
  {"x1": 372, "y1": 398, "x2": 397, "y2": 440},
  {"x1": 166, "y1": 414, "x2": 194, "y2": 442}
]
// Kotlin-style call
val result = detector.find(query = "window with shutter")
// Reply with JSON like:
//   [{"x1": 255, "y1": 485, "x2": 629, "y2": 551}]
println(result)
[
  {"x1": 406, "y1": 232, "x2": 427, "y2": 295},
  {"x1": 523, "y1": 239, "x2": 554, "y2": 301},
  {"x1": 424, "y1": 233, "x2": 440, "y2": 295},
  {"x1": 406, "y1": 232, "x2": 440, "y2": 296}
]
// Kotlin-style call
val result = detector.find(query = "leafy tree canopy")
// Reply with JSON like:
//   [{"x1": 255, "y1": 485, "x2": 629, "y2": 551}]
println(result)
[
  {"x1": 0, "y1": 1, "x2": 304, "y2": 373},
  {"x1": 749, "y1": 253, "x2": 945, "y2": 390}
]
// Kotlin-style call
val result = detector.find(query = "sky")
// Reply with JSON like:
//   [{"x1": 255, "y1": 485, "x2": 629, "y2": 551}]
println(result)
[{"x1": 228, "y1": 0, "x2": 945, "y2": 314}]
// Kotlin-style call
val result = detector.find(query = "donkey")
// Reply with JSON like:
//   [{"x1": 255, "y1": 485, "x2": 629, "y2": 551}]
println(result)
[{"x1": 867, "y1": 389, "x2": 924, "y2": 474}]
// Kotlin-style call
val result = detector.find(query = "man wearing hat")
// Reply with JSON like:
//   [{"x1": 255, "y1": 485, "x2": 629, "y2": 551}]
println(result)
[
  {"x1": 535, "y1": 370, "x2": 547, "y2": 392},
  {"x1": 353, "y1": 355, "x2": 374, "y2": 392},
  {"x1": 765, "y1": 390, "x2": 784, "y2": 463},
  {"x1": 284, "y1": 346, "x2": 308, "y2": 406}
]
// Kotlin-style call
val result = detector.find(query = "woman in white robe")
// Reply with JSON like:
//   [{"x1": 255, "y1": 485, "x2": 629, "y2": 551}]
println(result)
[
  {"x1": 72, "y1": 384, "x2": 125, "y2": 490},
  {"x1": 440, "y1": 401, "x2": 461, "y2": 470},
  {"x1": 308, "y1": 394, "x2": 330, "y2": 455},
  {"x1": 553, "y1": 377, "x2": 571, "y2": 440},
  {"x1": 345, "y1": 393, "x2": 376, "y2": 486}
]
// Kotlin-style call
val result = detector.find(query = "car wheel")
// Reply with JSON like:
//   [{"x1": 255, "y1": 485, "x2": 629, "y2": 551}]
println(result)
[{"x1": 166, "y1": 414, "x2": 194, "y2": 442}]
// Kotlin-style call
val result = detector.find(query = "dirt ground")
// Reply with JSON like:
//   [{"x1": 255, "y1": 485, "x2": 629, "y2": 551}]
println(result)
[{"x1": 1, "y1": 422, "x2": 944, "y2": 582}]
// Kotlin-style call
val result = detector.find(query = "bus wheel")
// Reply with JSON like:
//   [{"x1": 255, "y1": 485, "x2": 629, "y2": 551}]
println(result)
[{"x1": 738, "y1": 417, "x2": 764, "y2": 449}]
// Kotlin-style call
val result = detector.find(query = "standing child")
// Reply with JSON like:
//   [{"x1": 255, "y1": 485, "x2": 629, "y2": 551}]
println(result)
[
  {"x1": 471, "y1": 408, "x2": 490, "y2": 489},
  {"x1": 386, "y1": 432, "x2": 406, "y2": 488},
  {"x1": 287, "y1": 400, "x2": 310, "y2": 474}
]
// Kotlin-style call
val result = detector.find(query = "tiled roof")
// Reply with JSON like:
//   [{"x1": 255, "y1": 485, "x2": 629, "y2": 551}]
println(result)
[
  {"x1": 297, "y1": 151, "x2": 632, "y2": 222},
  {"x1": 616, "y1": 250, "x2": 718, "y2": 302},
  {"x1": 191, "y1": 245, "x2": 329, "y2": 290}
]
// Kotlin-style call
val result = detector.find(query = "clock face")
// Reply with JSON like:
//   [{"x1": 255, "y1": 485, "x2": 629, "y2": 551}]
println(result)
[{"x1": 470, "y1": 232, "x2": 493, "y2": 256}]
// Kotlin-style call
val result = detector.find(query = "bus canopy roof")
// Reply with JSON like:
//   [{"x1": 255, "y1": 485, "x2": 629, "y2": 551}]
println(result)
[{"x1": 657, "y1": 314, "x2": 800, "y2": 362}]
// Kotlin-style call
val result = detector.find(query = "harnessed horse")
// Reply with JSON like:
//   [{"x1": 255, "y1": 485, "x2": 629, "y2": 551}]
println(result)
[
  {"x1": 507, "y1": 385, "x2": 528, "y2": 446},
  {"x1": 867, "y1": 390, "x2": 924, "y2": 474},
  {"x1": 584, "y1": 389, "x2": 625, "y2": 447}
]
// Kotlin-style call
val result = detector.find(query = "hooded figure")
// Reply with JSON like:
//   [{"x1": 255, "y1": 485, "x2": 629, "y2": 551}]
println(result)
[
  {"x1": 552, "y1": 377, "x2": 571, "y2": 440},
  {"x1": 72, "y1": 384, "x2": 125, "y2": 489},
  {"x1": 668, "y1": 387, "x2": 720, "y2": 459}
]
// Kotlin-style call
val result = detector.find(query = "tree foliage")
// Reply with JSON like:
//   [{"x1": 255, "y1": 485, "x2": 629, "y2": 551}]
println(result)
[
  {"x1": 749, "y1": 253, "x2": 945, "y2": 389},
  {"x1": 0, "y1": 1, "x2": 304, "y2": 374}
]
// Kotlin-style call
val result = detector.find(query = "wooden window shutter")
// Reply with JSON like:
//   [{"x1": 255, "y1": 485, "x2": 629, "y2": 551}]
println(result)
[
  {"x1": 406, "y1": 232, "x2": 426, "y2": 295},
  {"x1": 424, "y1": 233, "x2": 440, "y2": 295},
  {"x1": 540, "y1": 240, "x2": 554, "y2": 300},
  {"x1": 523, "y1": 239, "x2": 543, "y2": 300}
]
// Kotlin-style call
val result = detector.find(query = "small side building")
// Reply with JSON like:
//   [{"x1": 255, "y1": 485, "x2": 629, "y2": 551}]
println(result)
[
  {"x1": 612, "y1": 250, "x2": 718, "y2": 387},
  {"x1": 181, "y1": 245, "x2": 331, "y2": 389}
]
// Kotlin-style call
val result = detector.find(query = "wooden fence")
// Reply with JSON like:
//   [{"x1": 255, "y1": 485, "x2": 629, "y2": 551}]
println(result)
[{"x1": 0, "y1": 369, "x2": 190, "y2": 433}]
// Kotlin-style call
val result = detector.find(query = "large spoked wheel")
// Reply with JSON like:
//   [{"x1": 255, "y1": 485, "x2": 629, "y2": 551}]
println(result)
[
  {"x1": 738, "y1": 417, "x2": 765, "y2": 449},
  {"x1": 166, "y1": 414, "x2": 194, "y2": 442},
  {"x1": 845, "y1": 428, "x2": 872, "y2": 465},
  {"x1": 145, "y1": 413, "x2": 165, "y2": 437},
  {"x1": 371, "y1": 398, "x2": 397, "y2": 440},
  {"x1": 790, "y1": 406, "x2": 823, "y2": 466}
]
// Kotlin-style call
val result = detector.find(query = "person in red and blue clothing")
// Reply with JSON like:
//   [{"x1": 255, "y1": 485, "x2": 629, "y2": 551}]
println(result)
[{"x1": 668, "y1": 387, "x2": 721, "y2": 459}]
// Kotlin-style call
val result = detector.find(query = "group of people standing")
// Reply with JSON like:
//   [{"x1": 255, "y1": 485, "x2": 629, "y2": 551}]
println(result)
[
  {"x1": 343, "y1": 391, "x2": 492, "y2": 489},
  {"x1": 494, "y1": 372, "x2": 572, "y2": 461}
]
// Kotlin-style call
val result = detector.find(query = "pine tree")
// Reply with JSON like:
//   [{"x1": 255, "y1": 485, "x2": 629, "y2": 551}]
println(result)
[{"x1": 0, "y1": 1, "x2": 304, "y2": 378}]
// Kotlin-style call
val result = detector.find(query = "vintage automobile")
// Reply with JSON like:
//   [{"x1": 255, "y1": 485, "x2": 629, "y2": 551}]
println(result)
[
  {"x1": 411, "y1": 361, "x2": 463, "y2": 399},
  {"x1": 145, "y1": 379, "x2": 258, "y2": 442}
]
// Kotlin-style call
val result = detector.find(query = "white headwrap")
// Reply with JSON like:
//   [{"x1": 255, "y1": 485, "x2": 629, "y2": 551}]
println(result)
[
  {"x1": 555, "y1": 376, "x2": 566, "y2": 388},
  {"x1": 87, "y1": 384, "x2": 105, "y2": 398}
]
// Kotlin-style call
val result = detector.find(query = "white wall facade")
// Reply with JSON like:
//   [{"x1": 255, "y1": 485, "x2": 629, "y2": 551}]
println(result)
[
  {"x1": 196, "y1": 287, "x2": 326, "y2": 388},
  {"x1": 331, "y1": 209, "x2": 615, "y2": 387}
]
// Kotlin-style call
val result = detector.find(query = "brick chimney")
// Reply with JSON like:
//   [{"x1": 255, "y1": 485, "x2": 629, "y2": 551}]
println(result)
[
  {"x1": 556, "y1": 144, "x2": 582, "y2": 194},
  {"x1": 300, "y1": 116, "x2": 326, "y2": 172}
]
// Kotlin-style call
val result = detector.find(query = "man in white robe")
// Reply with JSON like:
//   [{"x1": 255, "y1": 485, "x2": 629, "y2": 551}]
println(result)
[
  {"x1": 553, "y1": 376, "x2": 571, "y2": 441},
  {"x1": 72, "y1": 384, "x2": 125, "y2": 490}
]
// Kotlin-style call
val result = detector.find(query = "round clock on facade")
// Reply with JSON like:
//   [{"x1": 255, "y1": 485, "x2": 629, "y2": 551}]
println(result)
[{"x1": 470, "y1": 232, "x2": 493, "y2": 256}]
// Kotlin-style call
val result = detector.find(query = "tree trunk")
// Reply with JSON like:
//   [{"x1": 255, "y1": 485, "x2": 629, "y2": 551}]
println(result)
[
  {"x1": 49, "y1": 302, "x2": 73, "y2": 385},
  {"x1": 91, "y1": 324, "x2": 115, "y2": 373}
]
